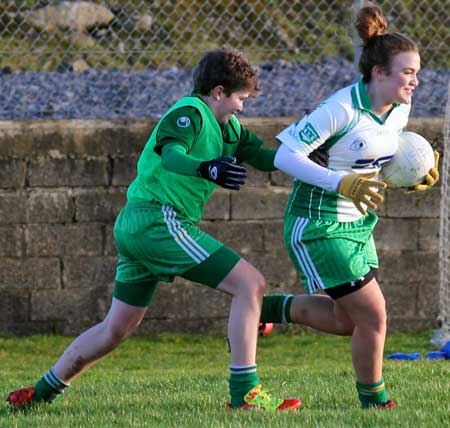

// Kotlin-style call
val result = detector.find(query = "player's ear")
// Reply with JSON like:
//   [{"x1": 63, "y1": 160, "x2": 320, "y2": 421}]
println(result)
[
  {"x1": 212, "y1": 85, "x2": 225, "y2": 101},
  {"x1": 372, "y1": 64, "x2": 388, "y2": 80}
]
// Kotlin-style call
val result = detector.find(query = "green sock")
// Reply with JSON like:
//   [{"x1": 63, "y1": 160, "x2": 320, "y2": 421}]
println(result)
[
  {"x1": 229, "y1": 365, "x2": 260, "y2": 408},
  {"x1": 260, "y1": 294, "x2": 294, "y2": 324},
  {"x1": 356, "y1": 377, "x2": 388, "y2": 408},
  {"x1": 33, "y1": 368, "x2": 69, "y2": 403}
]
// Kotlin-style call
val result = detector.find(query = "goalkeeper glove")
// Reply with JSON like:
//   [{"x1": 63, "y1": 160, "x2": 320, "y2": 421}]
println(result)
[
  {"x1": 338, "y1": 172, "x2": 387, "y2": 215},
  {"x1": 406, "y1": 150, "x2": 440, "y2": 193},
  {"x1": 197, "y1": 156, "x2": 246, "y2": 190}
]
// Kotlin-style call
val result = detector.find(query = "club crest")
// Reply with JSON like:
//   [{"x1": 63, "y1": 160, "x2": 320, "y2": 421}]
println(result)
[
  {"x1": 349, "y1": 138, "x2": 367, "y2": 151},
  {"x1": 177, "y1": 116, "x2": 191, "y2": 128}
]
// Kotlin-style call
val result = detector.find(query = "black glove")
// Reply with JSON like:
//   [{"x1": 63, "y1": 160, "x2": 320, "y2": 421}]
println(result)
[
  {"x1": 198, "y1": 156, "x2": 247, "y2": 190},
  {"x1": 308, "y1": 146, "x2": 329, "y2": 167}
]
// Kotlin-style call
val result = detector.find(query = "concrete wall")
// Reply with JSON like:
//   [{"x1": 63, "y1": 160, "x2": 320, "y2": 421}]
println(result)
[{"x1": 0, "y1": 117, "x2": 444, "y2": 336}]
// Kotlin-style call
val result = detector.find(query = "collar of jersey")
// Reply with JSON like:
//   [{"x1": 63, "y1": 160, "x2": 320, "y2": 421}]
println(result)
[{"x1": 351, "y1": 79, "x2": 400, "y2": 124}]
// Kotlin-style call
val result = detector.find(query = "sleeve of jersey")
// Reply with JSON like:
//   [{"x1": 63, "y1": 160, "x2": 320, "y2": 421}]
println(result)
[
  {"x1": 274, "y1": 144, "x2": 344, "y2": 192},
  {"x1": 154, "y1": 106, "x2": 201, "y2": 155},
  {"x1": 274, "y1": 101, "x2": 350, "y2": 191},
  {"x1": 235, "y1": 127, "x2": 276, "y2": 171},
  {"x1": 275, "y1": 101, "x2": 349, "y2": 154},
  {"x1": 160, "y1": 143, "x2": 201, "y2": 177}
]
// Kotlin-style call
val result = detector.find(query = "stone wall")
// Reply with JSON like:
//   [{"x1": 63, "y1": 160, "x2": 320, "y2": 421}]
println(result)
[{"x1": 0, "y1": 117, "x2": 444, "y2": 336}]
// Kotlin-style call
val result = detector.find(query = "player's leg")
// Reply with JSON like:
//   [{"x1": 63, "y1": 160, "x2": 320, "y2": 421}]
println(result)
[
  {"x1": 263, "y1": 212, "x2": 394, "y2": 408},
  {"x1": 182, "y1": 246, "x2": 301, "y2": 411},
  {"x1": 7, "y1": 202, "x2": 158, "y2": 408},
  {"x1": 50, "y1": 203, "x2": 162, "y2": 384},
  {"x1": 336, "y1": 279, "x2": 386, "y2": 383},
  {"x1": 260, "y1": 214, "x2": 360, "y2": 334},
  {"x1": 289, "y1": 294, "x2": 354, "y2": 335},
  {"x1": 335, "y1": 277, "x2": 394, "y2": 408},
  {"x1": 6, "y1": 296, "x2": 151, "y2": 407},
  {"x1": 217, "y1": 258, "x2": 264, "y2": 366},
  {"x1": 52, "y1": 298, "x2": 148, "y2": 383}
]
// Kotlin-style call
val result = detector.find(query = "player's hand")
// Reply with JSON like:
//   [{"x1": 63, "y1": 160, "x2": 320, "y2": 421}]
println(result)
[
  {"x1": 198, "y1": 156, "x2": 246, "y2": 190},
  {"x1": 338, "y1": 172, "x2": 387, "y2": 215},
  {"x1": 308, "y1": 146, "x2": 329, "y2": 167},
  {"x1": 406, "y1": 150, "x2": 440, "y2": 193}
]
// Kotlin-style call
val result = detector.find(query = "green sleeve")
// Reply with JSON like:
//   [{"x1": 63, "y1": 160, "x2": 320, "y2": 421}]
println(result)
[
  {"x1": 236, "y1": 127, "x2": 277, "y2": 171},
  {"x1": 245, "y1": 146, "x2": 277, "y2": 171},
  {"x1": 160, "y1": 143, "x2": 202, "y2": 176},
  {"x1": 154, "y1": 106, "x2": 202, "y2": 155}
]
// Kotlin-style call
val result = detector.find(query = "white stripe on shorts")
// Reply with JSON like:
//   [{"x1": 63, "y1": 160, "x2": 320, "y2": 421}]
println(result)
[
  {"x1": 291, "y1": 217, "x2": 324, "y2": 293},
  {"x1": 162, "y1": 205, "x2": 210, "y2": 263}
]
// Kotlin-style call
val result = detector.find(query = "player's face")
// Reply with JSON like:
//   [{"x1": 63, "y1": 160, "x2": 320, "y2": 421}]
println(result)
[
  {"x1": 382, "y1": 51, "x2": 421, "y2": 105},
  {"x1": 215, "y1": 90, "x2": 250, "y2": 124}
]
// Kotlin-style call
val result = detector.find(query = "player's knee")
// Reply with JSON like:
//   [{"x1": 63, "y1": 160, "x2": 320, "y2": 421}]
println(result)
[
  {"x1": 336, "y1": 318, "x2": 355, "y2": 335},
  {"x1": 373, "y1": 297, "x2": 387, "y2": 330},
  {"x1": 358, "y1": 303, "x2": 387, "y2": 333},
  {"x1": 253, "y1": 271, "x2": 266, "y2": 298},
  {"x1": 333, "y1": 305, "x2": 355, "y2": 335},
  {"x1": 105, "y1": 318, "x2": 140, "y2": 346},
  {"x1": 240, "y1": 270, "x2": 266, "y2": 299}
]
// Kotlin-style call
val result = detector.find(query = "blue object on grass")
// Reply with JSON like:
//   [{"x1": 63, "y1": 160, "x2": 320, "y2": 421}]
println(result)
[
  {"x1": 441, "y1": 341, "x2": 450, "y2": 358},
  {"x1": 387, "y1": 352, "x2": 421, "y2": 360},
  {"x1": 425, "y1": 351, "x2": 447, "y2": 360}
]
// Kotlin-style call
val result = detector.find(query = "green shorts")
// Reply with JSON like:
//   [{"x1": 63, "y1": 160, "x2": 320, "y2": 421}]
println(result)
[
  {"x1": 113, "y1": 201, "x2": 240, "y2": 307},
  {"x1": 284, "y1": 210, "x2": 379, "y2": 294}
]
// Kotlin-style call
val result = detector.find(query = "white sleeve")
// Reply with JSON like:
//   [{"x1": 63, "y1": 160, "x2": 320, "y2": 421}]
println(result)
[
  {"x1": 276, "y1": 100, "x2": 351, "y2": 155},
  {"x1": 274, "y1": 144, "x2": 345, "y2": 192}
]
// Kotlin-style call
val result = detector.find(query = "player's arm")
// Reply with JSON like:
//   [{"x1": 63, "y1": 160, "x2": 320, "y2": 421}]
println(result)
[
  {"x1": 275, "y1": 144, "x2": 385, "y2": 214},
  {"x1": 274, "y1": 144, "x2": 343, "y2": 191},
  {"x1": 235, "y1": 127, "x2": 329, "y2": 172},
  {"x1": 161, "y1": 144, "x2": 246, "y2": 190},
  {"x1": 156, "y1": 106, "x2": 202, "y2": 175},
  {"x1": 274, "y1": 100, "x2": 347, "y2": 189},
  {"x1": 275, "y1": 102, "x2": 385, "y2": 214},
  {"x1": 157, "y1": 108, "x2": 246, "y2": 190}
]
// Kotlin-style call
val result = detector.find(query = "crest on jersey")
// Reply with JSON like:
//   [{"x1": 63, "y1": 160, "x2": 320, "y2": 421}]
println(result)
[
  {"x1": 298, "y1": 123, "x2": 320, "y2": 145},
  {"x1": 349, "y1": 138, "x2": 367, "y2": 151},
  {"x1": 177, "y1": 116, "x2": 191, "y2": 128}
]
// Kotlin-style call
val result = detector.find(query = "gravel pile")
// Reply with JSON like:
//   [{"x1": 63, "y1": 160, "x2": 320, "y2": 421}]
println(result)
[{"x1": 1, "y1": 57, "x2": 448, "y2": 120}]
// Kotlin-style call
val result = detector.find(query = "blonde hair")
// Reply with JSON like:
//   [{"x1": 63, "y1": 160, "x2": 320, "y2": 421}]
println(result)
[{"x1": 356, "y1": 5, "x2": 419, "y2": 82}]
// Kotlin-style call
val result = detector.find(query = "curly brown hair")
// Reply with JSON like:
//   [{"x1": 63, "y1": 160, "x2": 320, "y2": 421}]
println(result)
[
  {"x1": 356, "y1": 4, "x2": 419, "y2": 83},
  {"x1": 193, "y1": 48, "x2": 260, "y2": 96}
]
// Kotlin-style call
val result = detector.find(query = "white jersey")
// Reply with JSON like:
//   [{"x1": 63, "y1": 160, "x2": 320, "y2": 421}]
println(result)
[{"x1": 276, "y1": 79, "x2": 411, "y2": 222}]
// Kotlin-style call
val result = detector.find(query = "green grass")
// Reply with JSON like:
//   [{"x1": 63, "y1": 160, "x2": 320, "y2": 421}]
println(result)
[{"x1": 1, "y1": 331, "x2": 450, "y2": 427}]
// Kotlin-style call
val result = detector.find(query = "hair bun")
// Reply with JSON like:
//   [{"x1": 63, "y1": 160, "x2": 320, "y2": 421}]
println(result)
[{"x1": 355, "y1": 5, "x2": 388, "y2": 45}]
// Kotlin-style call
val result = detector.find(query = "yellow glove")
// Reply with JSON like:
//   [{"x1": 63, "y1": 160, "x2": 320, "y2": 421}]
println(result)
[
  {"x1": 338, "y1": 172, "x2": 387, "y2": 215},
  {"x1": 406, "y1": 150, "x2": 440, "y2": 193}
]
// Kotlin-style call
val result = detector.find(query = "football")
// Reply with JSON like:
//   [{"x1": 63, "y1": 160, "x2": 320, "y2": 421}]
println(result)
[{"x1": 382, "y1": 131, "x2": 435, "y2": 188}]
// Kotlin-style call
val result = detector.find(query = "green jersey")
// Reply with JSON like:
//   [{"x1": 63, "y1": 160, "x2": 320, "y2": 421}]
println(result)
[{"x1": 127, "y1": 94, "x2": 265, "y2": 223}]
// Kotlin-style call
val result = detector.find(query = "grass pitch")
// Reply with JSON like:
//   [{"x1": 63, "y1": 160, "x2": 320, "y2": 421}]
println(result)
[{"x1": 1, "y1": 330, "x2": 449, "y2": 428}]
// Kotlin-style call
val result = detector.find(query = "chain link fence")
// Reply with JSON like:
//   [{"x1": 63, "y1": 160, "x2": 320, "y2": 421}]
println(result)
[{"x1": 0, "y1": 0, "x2": 449, "y2": 119}]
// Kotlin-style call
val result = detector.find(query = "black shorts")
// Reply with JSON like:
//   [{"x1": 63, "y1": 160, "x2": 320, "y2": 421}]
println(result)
[{"x1": 324, "y1": 268, "x2": 377, "y2": 300}]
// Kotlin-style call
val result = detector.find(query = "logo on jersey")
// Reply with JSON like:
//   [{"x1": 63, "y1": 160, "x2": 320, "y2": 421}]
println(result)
[
  {"x1": 176, "y1": 116, "x2": 191, "y2": 128},
  {"x1": 352, "y1": 154, "x2": 394, "y2": 169},
  {"x1": 349, "y1": 138, "x2": 368, "y2": 151},
  {"x1": 298, "y1": 123, "x2": 320, "y2": 145}
]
